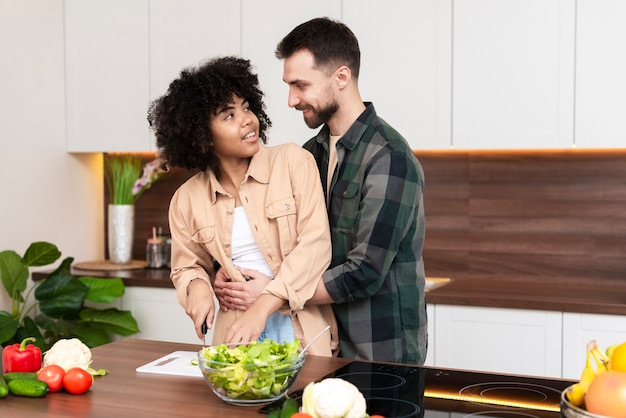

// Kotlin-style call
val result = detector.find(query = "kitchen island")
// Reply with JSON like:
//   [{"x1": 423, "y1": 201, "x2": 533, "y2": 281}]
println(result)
[{"x1": 0, "y1": 338, "x2": 575, "y2": 418}]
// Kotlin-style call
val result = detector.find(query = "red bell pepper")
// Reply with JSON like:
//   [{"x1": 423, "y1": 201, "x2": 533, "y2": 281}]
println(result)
[{"x1": 2, "y1": 337, "x2": 42, "y2": 373}]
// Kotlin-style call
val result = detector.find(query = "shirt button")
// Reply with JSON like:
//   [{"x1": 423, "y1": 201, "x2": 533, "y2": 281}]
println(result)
[
  {"x1": 227, "y1": 210, "x2": 233, "y2": 215},
  {"x1": 283, "y1": 204, "x2": 290, "y2": 211},
  {"x1": 224, "y1": 243, "x2": 230, "y2": 248}
]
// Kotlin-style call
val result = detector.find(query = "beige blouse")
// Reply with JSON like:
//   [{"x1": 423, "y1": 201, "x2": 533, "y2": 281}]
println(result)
[{"x1": 168, "y1": 143, "x2": 338, "y2": 356}]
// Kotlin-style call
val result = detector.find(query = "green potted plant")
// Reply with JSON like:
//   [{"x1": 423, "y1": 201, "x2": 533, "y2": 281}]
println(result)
[{"x1": 0, "y1": 241, "x2": 140, "y2": 351}]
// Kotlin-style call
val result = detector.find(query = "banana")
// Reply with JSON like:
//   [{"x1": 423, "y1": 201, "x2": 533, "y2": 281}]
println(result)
[
  {"x1": 567, "y1": 342, "x2": 597, "y2": 407},
  {"x1": 587, "y1": 340, "x2": 610, "y2": 375},
  {"x1": 566, "y1": 382, "x2": 587, "y2": 407}
]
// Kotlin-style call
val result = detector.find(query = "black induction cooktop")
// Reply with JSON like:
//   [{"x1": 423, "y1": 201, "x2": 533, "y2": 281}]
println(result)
[{"x1": 260, "y1": 361, "x2": 574, "y2": 418}]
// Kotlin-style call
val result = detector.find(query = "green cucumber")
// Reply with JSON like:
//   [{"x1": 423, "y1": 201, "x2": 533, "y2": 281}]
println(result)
[
  {"x1": 3, "y1": 372, "x2": 39, "y2": 383},
  {"x1": 280, "y1": 398, "x2": 299, "y2": 418},
  {"x1": 8, "y1": 379, "x2": 49, "y2": 398},
  {"x1": 0, "y1": 376, "x2": 8, "y2": 398}
]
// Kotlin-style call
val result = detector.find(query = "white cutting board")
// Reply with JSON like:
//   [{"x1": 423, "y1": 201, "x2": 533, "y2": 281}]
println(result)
[{"x1": 136, "y1": 351, "x2": 203, "y2": 377}]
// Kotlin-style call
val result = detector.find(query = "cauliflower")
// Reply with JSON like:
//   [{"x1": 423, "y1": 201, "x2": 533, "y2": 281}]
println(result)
[
  {"x1": 301, "y1": 378, "x2": 367, "y2": 418},
  {"x1": 43, "y1": 338, "x2": 92, "y2": 371}
]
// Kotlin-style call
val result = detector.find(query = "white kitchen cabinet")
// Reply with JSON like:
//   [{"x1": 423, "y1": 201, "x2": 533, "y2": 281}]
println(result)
[
  {"x1": 121, "y1": 287, "x2": 207, "y2": 345},
  {"x1": 241, "y1": 0, "x2": 342, "y2": 146},
  {"x1": 562, "y1": 312, "x2": 626, "y2": 379},
  {"x1": 434, "y1": 305, "x2": 562, "y2": 377},
  {"x1": 425, "y1": 303, "x2": 435, "y2": 366},
  {"x1": 574, "y1": 0, "x2": 626, "y2": 148},
  {"x1": 66, "y1": 0, "x2": 241, "y2": 152},
  {"x1": 65, "y1": 0, "x2": 151, "y2": 152},
  {"x1": 149, "y1": 1, "x2": 241, "y2": 104},
  {"x1": 452, "y1": 0, "x2": 576, "y2": 149},
  {"x1": 343, "y1": 0, "x2": 453, "y2": 150}
]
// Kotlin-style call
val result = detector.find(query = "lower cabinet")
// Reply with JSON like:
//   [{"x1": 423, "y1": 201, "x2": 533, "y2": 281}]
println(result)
[
  {"x1": 121, "y1": 287, "x2": 211, "y2": 345},
  {"x1": 433, "y1": 305, "x2": 563, "y2": 378},
  {"x1": 117, "y1": 289, "x2": 624, "y2": 380},
  {"x1": 425, "y1": 304, "x2": 436, "y2": 366}
]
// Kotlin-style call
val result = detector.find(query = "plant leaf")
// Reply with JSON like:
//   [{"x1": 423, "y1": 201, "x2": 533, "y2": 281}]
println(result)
[
  {"x1": 36, "y1": 273, "x2": 88, "y2": 318},
  {"x1": 22, "y1": 241, "x2": 61, "y2": 267},
  {"x1": 15, "y1": 317, "x2": 47, "y2": 351},
  {"x1": 51, "y1": 256, "x2": 74, "y2": 276},
  {"x1": 0, "y1": 311, "x2": 19, "y2": 345},
  {"x1": 73, "y1": 322, "x2": 113, "y2": 348},
  {"x1": 79, "y1": 307, "x2": 140, "y2": 336},
  {"x1": 0, "y1": 250, "x2": 28, "y2": 302},
  {"x1": 78, "y1": 276, "x2": 125, "y2": 303}
]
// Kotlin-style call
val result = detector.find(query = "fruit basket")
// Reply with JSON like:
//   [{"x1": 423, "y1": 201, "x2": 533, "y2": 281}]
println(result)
[
  {"x1": 562, "y1": 340, "x2": 626, "y2": 418},
  {"x1": 561, "y1": 387, "x2": 607, "y2": 418}
]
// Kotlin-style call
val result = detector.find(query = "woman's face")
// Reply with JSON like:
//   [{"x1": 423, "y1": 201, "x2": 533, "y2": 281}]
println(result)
[{"x1": 209, "y1": 94, "x2": 260, "y2": 163}]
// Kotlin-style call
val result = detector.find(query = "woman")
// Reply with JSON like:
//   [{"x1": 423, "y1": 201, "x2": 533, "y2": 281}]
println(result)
[{"x1": 147, "y1": 56, "x2": 337, "y2": 356}]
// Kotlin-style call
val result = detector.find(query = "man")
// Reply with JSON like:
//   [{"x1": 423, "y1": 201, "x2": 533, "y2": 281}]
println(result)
[{"x1": 216, "y1": 17, "x2": 427, "y2": 364}]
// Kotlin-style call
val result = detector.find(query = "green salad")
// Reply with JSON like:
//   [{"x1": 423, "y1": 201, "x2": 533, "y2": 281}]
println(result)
[{"x1": 199, "y1": 339, "x2": 302, "y2": 400}]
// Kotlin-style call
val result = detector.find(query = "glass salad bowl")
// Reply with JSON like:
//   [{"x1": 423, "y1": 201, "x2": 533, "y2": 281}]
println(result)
[{"x1": 197, "y1": 340, "x2": 304, "y2": 406}]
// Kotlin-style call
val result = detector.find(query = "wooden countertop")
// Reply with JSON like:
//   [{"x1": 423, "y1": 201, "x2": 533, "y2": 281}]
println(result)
[
  {"x1": 34, "y1": 268, "x2": 626, "y2": 316},
  {"x1": 425, "y1": 277, "x2": 626, "y2": 316},
  {"x1": 0, "y1": 338, "x2": 351, "y2": 418}
]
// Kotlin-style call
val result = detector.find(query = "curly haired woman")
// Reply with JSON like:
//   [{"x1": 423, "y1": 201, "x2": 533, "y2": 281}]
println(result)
[{"x1": 148, "y1": 56, "x2": 337, "y2": 356}]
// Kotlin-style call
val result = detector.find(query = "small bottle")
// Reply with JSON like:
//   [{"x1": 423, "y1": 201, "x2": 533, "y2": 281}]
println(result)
[
  {"x1": 163, "y1": 237, "x2": 172, "y2": 268},
  {"x1": 146, "y1": 227, "x2": 163, "y2": 268}
]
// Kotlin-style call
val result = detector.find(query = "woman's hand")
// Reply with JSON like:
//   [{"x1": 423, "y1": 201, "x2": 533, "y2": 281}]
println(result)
[
  {"x1": 213, "y1": 268, "x2": 271, "y2": 312},
  {"x1": 224, "y1": 294, "x2": 283, "y2": 343},
  {"x1": 185, "y1": 279, "x2": 215, "y2": 340}
]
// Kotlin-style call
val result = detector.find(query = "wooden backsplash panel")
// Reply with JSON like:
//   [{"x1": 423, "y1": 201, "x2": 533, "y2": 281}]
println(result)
[
  {"x1": 417, "y1": 150, "x2": 626, "y2": 284},
  {"x1": 109, "y1": 150, "x2": 626, "y2": 284}
]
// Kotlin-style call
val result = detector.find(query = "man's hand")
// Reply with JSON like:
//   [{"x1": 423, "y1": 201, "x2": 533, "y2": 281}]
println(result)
[{"x1": 214, "y1": 268, "x2": 272, "y2": 312}]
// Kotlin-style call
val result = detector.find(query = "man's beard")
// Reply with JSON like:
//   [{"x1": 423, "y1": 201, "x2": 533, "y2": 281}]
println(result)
[{"x1": 302, "y1": 100, "x2": 339, "y2": 129}]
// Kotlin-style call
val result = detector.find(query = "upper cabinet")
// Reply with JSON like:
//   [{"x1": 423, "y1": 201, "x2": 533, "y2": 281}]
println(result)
[
  {"x1": 240, "y1": 0, "x2": 342, "y2": 146},
  {"x1": 452, "y1": 0, "x2": 576, "y2": 150},
  {"x1": 64, "y1": 1, "x2": 624, "y2": 152},
  {"x1": 343, "y1": 0, "x2": 452, "y2": 150},
  {"x1": 149, "y1": 0, "x2": 241, "y2": 106},
  {"x1": 65, "y1": 0, "x2": 240, "y2": 152},
  {"x1": 574, "y1": 0, "x2": 626, "y2": 149},
  {"x1": 65, "y1": 0, "x2": 150, "y2": 152}
]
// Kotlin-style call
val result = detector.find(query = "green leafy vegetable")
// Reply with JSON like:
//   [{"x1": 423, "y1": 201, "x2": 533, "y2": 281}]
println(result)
[{"x1": 199, "y1": 339, "x2": 302, "y2": 400}]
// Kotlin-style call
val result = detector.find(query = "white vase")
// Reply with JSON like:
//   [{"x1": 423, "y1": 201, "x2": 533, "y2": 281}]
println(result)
[{"x1": 108, "y1": 204, "x2": 134, "y2": 264}]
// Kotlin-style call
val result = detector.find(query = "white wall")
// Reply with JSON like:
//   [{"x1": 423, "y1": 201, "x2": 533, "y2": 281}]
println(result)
[{"x1": 0, "y1": 0, "x2": 103, "y2": 311}]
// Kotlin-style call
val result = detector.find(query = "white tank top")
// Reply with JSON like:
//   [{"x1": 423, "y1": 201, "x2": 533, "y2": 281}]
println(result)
[{"x1": 231, "y1": 206, "x2": 274, "y2": 278}]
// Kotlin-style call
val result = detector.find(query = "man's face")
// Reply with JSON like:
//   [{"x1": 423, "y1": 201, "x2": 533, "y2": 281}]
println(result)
[{"x1": 282, "y1": 49, "x2": 339, "y2": 129}]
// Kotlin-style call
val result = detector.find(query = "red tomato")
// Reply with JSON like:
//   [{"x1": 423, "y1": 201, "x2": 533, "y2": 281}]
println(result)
[
  {"x1": 37, "y1": 365, "x2": 66, "y2": 393},
  {"x1": 62, "y1": 367, "x2": 93, "y2": 395},
  {"x1": 369, "y1": 416, "x2": 387, "y2": 418},
  {"x1": 290, "y1": 414, "x2": 313, "y2": 418}
]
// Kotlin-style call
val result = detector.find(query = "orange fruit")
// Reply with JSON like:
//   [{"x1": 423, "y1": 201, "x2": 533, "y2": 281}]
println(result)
[
  {"x1": 609, "y1": 342, "x2": 626, "y2": 372},
  {"x1": 585, "y1": 371, "x2": 626, "y2": 418}
]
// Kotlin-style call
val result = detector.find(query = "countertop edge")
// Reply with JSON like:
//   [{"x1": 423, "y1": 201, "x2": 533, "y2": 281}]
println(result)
[{"x1": 33, "y1": 269, "x2": 626, "y2": 316}]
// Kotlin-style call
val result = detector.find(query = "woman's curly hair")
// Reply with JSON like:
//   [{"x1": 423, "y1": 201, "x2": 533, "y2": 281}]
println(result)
[{"x1": 147, "y1": 56, "x2": 271, "y2": 173}]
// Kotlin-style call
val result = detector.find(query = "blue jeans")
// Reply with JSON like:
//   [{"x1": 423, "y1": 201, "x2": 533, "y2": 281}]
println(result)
[{"x1": 258, "y1": 311, "x2": 294, "y2": 343}]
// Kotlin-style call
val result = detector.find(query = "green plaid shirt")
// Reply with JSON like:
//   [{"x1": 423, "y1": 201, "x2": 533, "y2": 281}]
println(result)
[{"x1": 303, "y1": 103, "x2": 427, "y2": 364}]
